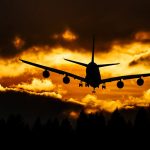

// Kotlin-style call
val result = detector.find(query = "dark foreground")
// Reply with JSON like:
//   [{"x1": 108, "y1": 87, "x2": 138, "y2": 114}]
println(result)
[{"x1": 0, "y1": 108, "x2": 150, "y2": 148}]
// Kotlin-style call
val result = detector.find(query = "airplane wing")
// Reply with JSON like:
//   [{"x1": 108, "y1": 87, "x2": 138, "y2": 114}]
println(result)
[
  {"x1": 20, "y1": 59, "x2": 86, "y2": 82},
  {"x1": 101, "y1": 73, "x2": 150, "y2": 83}
]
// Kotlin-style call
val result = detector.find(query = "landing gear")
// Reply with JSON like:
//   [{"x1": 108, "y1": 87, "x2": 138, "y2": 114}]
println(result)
[
  {"x1": 92, "y1": 88, "x2": 96, "y2": 93},
  {"x1": 102, "y1": 83, "x2": 106, "y2": 89},
  {"x1": 85, "y1": 83, "x2": 89, "y2": 87},
  {"x1": 79, "y1": 81, "x2": 83, "y2": 87}
]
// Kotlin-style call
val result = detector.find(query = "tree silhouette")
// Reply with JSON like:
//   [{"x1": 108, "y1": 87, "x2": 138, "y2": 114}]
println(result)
[
  {"x1": 108, "y1": 109, "x2": 127, "y2": 129},
  {"x1": 0, "y1": 106, "x2": 149, "y2": 145},
  {"x1": 134, "y1": 107, "x2": 150, "y2": 129}
]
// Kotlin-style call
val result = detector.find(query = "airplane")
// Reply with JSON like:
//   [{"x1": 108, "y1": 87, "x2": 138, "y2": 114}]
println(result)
[{"x1": 20, "y1": 37, "x2": 150, "y2": 93}]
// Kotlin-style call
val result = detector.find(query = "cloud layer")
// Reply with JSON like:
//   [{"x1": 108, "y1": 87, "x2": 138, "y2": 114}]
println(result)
[
  {"x1": 1, "y1": 0, "x2": 150, "y2": 57},
  {"x1": 1, "y1": 0, "x2": 150, "y2": 116}
]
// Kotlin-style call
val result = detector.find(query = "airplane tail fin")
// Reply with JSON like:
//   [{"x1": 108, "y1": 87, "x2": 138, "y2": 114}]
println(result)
[
  {"x1": 92, "y1": 36, "x2": 95, "y2": 63},
  {"x1": 98, "y1": 63, "x2": 120, "y2": 67},
  {"x1": 91, "y1": 36, "x2": 120, "y2": 67},
  {"x1": 64, "y1": 58, "x2": 88, "y2": 67},
  {"x1": 64, "y1": 36, "x2": 119, "y2": 67}
]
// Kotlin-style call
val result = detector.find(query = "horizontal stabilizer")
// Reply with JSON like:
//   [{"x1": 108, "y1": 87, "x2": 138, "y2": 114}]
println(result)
[
  {"x1": 98, "y1": 63, "x2": 120, "y2": 67},
  {"x1": 64, "y1": 58, "x2": 88, "y2": 67}
]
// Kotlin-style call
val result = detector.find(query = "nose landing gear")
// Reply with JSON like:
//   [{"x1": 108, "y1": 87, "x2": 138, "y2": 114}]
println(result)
[
  {"x1": 79, "y1": 81, "x2": 83, "y2": 87},
  {"x1": 102, "y1": 83, "x2": 106, "y2": 89},
  {"x1": 85, "y1": 83, "x2": 89, "y2": 87},
  {"x1": 92, "y1": 88, "x2": 96, "y2": 93}
]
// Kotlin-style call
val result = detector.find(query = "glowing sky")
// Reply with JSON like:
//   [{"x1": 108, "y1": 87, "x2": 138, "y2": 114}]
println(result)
[
  {"x1": 1, "y1": 30, "x2": 150, "y2": 113},
  {"x1": 1, "y1": 0, "x2": 150, "y2": 114}
]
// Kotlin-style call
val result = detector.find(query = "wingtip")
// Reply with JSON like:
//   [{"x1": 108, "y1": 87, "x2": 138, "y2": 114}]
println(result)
[
  {"x1": 64, "y1": 58, "x2": 68, "y2": 61},
  {"x1": 19, "y1": 58, "x2": 25, "y2": 62}
]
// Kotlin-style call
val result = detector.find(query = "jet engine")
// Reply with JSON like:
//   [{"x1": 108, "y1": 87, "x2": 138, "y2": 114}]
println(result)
[
  {"x1": 43, "y1": 70, "x2": 50, "y2": 78},
  {"x1": 137, "y1": 78, "x2": 144, "y2": 86},
  {"x1": 117, "y1": 80, "x2": 124, "y2": 89},
  {"x1": 63, "y1": 76, "x2": 70, "y2": 84}
]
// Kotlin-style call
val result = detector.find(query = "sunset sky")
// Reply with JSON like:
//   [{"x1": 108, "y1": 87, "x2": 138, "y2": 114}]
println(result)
[{"x1": 1, "y1": 0, "x2": 150, "y2": 116}]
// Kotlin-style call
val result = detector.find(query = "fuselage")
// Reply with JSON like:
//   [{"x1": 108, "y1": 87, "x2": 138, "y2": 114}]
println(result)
[{"x1": 85, "y1": 62, "x2": 101, "y2": 88}]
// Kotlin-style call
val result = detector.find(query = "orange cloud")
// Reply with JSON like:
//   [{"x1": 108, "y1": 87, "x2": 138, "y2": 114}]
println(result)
[
  {"x1": 73, "y1": 94, "x2": 123, "y2": 113},
  {"x1": 0, "y1": 84, "x2": 5, "y2": 91},
  {"x1": 1, "y1": 78, "x2": 150, "y2": 113},
  {"x1": 129, "y1": 51, "x2": 150, "y2": 67},
  {"x1": 135, "y1": 31, "x2": 150, "y2": 41},
  {"x1": 1, "y1": 41, "x2": 150, "y2": 79},
  {"x1": 16, "y1": 78, "x2": 55, "y2": 92},
  {"x1": 66, "y1": 88, "x2": 150, "y2": 113},
  {"x1": 0, "y1": 78, "x2": 65, "y2": 99},
  {"x1": 13, "y1": 36, "x2": 25, "y2": 49},
  {"x1": 1, "y1": 38, "x2": 150, "y2": 114},
  {"x1": 52, "y1": 29, "x2": 77, "y2": 41},
  {"x1": 62, "y1": 29, "x2": 77, "y2": 41}
]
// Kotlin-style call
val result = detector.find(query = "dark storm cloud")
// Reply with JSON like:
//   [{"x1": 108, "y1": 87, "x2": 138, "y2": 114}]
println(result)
[
  {"x1": 129, "y1": 53, "x2": 150, "y2": 67},
  {"x1": 0, "y1": 90, "x2": 83, "y2": 124},
  {"x1": 1, "y1": 0, "x2": 150, "y2": 57}
]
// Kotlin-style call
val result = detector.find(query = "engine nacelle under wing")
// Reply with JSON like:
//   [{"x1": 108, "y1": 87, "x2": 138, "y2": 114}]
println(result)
[
  {"x1": 137, "y1": 78, "x2": 144, "y2": 86},
  {"x1": 117, "y1": 81, "x2": 124, "y2": 89},
  {"x1": 63, "y1": 76, "x2": 70, "y2": 84},
  {"x1": 43, "y1": 70, "x2": 50, "y2": 78}
]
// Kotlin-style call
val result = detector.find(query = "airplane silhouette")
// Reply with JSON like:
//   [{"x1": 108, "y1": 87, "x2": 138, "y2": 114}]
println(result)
[{"x1": 20, "y1": 37, "x2": 150, "y2": 93}]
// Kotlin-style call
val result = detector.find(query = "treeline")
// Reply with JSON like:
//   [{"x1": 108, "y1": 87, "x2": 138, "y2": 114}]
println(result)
[{"x1": 0, "y1": 108, "x2": 150, "y2": 145}]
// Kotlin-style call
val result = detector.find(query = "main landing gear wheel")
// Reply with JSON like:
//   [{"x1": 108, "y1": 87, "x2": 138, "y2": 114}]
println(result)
[
  {"x1": 79, "y1": 82, "x2": 83, "y2": 87},
  {"x1": 102, "y1": 83, "x2": 106, "y2": 89},
  {"x1": 85, "y1": 83, "x2": 89, "y2": 87},
  {"x1": 92, "y1": 88, "x2": 96, "y2": 93}
]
